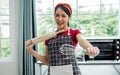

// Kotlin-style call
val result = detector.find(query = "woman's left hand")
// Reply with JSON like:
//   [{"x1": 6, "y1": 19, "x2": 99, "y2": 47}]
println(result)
[{"x1": 85, "y1": 47, "x2": 100, "y2": 57}]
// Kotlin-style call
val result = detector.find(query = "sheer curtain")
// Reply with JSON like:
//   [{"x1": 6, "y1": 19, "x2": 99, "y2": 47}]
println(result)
[{"x1": 18, "y1": 0, "x2": 37, "y2": 75}]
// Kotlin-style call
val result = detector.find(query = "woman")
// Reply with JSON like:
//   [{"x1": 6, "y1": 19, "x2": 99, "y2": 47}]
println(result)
[{"x1": 25, "y1": 3, "x2": 99, "y2": 75}]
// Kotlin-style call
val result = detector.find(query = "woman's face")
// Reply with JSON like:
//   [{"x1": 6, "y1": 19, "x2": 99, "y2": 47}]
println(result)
[{"x1": 54, "y1": 7, "x2": 70, "y2": 31}]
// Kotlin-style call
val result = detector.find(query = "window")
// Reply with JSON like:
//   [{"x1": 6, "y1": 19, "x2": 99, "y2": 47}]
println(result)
[
  {"x1": 77, "y1": 0, "x2": 119, "y2": 38},
  {"x1": 35, "y1": 0, "x2": 120, "y2": 55},
  {"x1": 0, "y1": 0, "x2": 10, "y2": 60}
]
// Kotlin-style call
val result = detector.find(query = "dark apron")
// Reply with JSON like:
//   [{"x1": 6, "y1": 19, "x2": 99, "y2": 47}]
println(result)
[{"x1": 47, "y1": 29, "x2": 81, "y2": 75}]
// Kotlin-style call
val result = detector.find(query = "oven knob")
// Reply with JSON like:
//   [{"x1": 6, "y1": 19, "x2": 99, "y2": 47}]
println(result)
[
  {"x1": 117, "y1": 41, "x2": 120, "y2": 44},
  {"x1": 116, "y1": 46, "x2": 119, "y2": 49},
  {"x1": 116, "y1": 51, "x2": 119, "y2": 54}
]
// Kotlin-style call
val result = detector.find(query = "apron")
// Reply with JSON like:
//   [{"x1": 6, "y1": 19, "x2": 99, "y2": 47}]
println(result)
[{"x1": 47, "y1": 29, "x2": 81, "y2": 75}]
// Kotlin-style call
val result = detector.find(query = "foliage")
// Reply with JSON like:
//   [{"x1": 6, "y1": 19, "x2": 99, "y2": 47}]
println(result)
[{"x1": 1, "y1": 39, "x2": 10, "y2": 57}]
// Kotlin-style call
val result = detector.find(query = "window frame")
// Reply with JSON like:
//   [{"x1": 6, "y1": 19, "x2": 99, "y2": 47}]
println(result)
[{"x1": 0, "y1": 0, "x2": 18, "y2": 62}]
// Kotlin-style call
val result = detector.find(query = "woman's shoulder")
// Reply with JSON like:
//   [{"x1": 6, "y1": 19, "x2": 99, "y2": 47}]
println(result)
[{"x1": 70, "y1": 28, "x2": 82, "y2": 34}]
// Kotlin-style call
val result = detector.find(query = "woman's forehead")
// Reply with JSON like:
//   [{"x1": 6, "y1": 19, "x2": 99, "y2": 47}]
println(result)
[{"x1": 55, "y1": 8, "x2": 66, "y2": 14}]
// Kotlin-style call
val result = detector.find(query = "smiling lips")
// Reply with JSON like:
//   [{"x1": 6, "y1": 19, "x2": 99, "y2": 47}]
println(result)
[{"x1": 57, "y1": 22, "x2": 64, "y2": 25}]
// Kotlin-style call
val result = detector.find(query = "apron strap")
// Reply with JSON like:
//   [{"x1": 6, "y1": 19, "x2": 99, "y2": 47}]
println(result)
[{"x1": 68, "y1": 28, "x2": 70, "y2": 35}]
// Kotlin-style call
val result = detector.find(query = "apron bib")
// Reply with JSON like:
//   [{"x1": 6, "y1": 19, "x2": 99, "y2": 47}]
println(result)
[{"x1": 48, "y1": 29, "x2": 81, "y2": 75}]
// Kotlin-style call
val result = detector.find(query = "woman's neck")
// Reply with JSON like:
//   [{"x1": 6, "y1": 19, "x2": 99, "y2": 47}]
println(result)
[{"x1": 57, "y1": 27, "x2": 69, "y2": 31}]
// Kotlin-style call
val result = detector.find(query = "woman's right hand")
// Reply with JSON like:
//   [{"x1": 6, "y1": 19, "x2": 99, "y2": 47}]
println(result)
[{"x1": 25, "y1": 39, "x2": 34, "y2": 50}]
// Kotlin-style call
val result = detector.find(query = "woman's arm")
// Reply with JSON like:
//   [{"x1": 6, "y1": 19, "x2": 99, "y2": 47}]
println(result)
[
  {"x1": 31, "y1": 30, "x2": 65, "y2": 44},
  {"x1": 25, "y1": 30, "x2": 64, "y2": 65},
  {"x1": 76, "y1": 34, "x2": 99, "y2": 57},
  {"x1": 25, "y1": 42, "x2": 49, "y2": 65},
  {"x1": 25, "y1": 30, "x2": 65, "y2": 48}
]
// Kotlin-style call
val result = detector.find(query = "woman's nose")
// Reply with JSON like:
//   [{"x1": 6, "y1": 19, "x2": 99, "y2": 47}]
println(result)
[{"x1": 58, "y1": 16, "x2": 62, "y2": 21}]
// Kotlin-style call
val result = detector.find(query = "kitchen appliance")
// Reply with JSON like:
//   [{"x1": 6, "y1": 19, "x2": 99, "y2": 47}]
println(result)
[{"x1": 85, "y1": 39, "x2": 120, "y2": 61}]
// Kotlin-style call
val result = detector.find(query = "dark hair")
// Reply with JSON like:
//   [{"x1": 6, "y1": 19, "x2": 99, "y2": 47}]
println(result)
[
  {"x1": 54, "y1": 4, "x2": 72, "y2": 26},
  {"x1": 54, "y1": 5, "x2": 71, "y2": 17}
]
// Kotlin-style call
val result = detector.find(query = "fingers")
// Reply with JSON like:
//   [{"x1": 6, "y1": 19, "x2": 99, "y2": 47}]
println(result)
[
  {"x1": 25, "y1": 39, "x2": 35, "y2": 51},
  {"x1": 86, "y1": 47, "x2": 100, "y2": 57},
  {"x1": 25, "y1": 39, "x2": 34, "y2": 49},
  {"x1": 25, "y1": 39, "x2": 34, "y2": 47},
  {"x1": 26, "y1": 44, "x2": 34, "y2": 50}
]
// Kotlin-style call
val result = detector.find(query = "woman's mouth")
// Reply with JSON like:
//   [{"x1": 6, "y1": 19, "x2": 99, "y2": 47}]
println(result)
[{"x1": 57, "y1": 22, "x2": 64, "y2": 25}]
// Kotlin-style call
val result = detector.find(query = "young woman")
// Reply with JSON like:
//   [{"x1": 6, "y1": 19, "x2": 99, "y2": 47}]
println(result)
[{"x1": 25, "y1": 3, "x2": 99, "y2": 75}]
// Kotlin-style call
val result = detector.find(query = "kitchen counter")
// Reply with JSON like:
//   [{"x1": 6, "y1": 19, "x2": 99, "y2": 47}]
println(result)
[
  {"x1": 77, "y1": 60, "x2": 120, "y2": 65},
  {"x1": 37, "y1": 60, "x2": 120, "y2": 65},
  {"x1": 36, "y1": 60, "x2": 120, "y2": 75}
]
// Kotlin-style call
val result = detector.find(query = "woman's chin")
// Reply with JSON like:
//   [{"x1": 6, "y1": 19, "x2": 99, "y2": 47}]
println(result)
[{"x1": 57, "y1": 25, "x2": 64, "y2": 29}]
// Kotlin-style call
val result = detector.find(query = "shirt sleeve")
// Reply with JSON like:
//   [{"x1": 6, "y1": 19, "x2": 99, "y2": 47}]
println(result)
[
  {"x1": 74, "y1": 29, "x2": 82, "y2": 36},
  {"x1": 45, "y1": 40, "x2": 49, "y2": 46},
  {"x1": 70, "y1": 29, "x2": 82, "y2": 47}
]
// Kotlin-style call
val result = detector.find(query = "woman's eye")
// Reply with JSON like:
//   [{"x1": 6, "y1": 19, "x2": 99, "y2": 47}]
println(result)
[
  {"x1": 55, "y1": 14, "x2": 66, "y2": 18},
  {"x1": 55, "y1": 14, "x2": 59, "y2": 17},
  {"x1": 62, "y1": 15, "x2": 66, "y2": 17}
]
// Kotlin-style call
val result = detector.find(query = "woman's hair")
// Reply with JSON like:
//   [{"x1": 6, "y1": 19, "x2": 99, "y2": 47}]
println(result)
[
  {"x1": 54, "y1": 3, "x2": 72, "y2": 26},
  {"x1": 54, "y1": 3, "x2": 72, "y2": 17}
]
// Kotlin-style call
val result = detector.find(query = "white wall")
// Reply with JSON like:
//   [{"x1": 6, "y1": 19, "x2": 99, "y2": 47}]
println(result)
[{"x1": 0, "y1": 0, "x2": 19, "y2": 75}]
